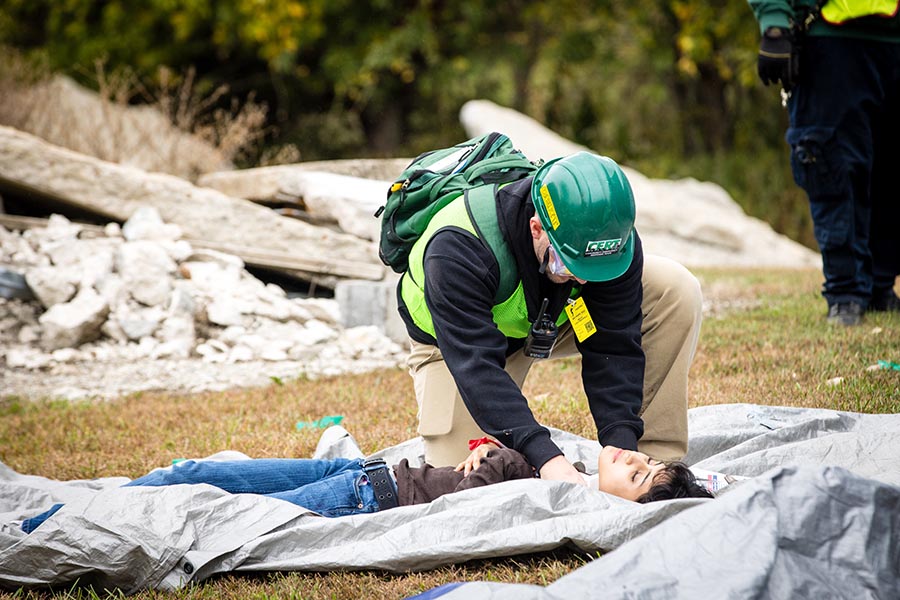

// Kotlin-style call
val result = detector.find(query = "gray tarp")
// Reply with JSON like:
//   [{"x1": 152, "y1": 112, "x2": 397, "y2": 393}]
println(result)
[
  {"x1": 1, "y1": 403, "x2": 898, "y2": 594},
  {"x1": 419, "y1": 465, "x2": 900, "y2": 599}
]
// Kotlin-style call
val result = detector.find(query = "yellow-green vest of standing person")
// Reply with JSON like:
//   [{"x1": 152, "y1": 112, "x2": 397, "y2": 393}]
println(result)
[
  {"x1": 401, "y1": 185, "x2": 571, "y2": 339},
  {"x1": 820, "y1": 0, "x2": 900, "y2": 24}
]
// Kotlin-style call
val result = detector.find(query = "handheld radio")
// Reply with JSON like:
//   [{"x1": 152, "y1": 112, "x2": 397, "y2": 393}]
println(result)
[{"x1": 523, "y1": 298, "x2": 558, "y2": 359}]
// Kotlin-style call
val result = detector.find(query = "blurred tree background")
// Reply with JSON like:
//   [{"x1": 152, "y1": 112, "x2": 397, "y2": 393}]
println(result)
[{"x1": 0, "y1": 0, "x2": 814, "y2": 246}]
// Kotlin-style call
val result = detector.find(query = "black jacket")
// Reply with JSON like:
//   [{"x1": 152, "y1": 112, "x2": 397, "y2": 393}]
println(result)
[
  {"x1": 398, "y1": 178, "x2": 645, "y2": 470},
  {"x1": 394, "y1": 447, "x2": 535, "y2": 505}
]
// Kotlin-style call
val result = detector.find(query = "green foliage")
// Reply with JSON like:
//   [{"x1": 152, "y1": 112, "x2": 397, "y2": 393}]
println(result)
[
  {"x1": 0, "y1": 0, "x2": 814, "y2": 243},
  {"x1": 0, "y1": 1, "x2": 327, "y2": 74},
  {"x1": 0, "y1": 0, "x2": 771, "y2": 153}
]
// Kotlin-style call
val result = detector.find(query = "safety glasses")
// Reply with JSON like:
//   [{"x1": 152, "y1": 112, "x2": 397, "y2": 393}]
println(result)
[{"x1": 546, "y1": 245, "x2": 575, "y2": 278}]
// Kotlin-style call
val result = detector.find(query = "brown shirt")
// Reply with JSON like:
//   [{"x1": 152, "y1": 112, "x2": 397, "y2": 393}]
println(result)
[{"x1": 393, "y1": 447, "x2": 535, "y2": 506}]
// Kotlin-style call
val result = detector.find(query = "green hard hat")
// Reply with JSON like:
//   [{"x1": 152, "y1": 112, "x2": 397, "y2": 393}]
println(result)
[{"x1": 530, "y1": 151, "x2": 636, "y2": 282}]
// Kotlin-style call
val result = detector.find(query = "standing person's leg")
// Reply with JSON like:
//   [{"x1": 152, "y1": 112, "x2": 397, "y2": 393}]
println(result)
[
  {"x1": 550, "y1": 255, "x2": 701, "y2": 461},
  {"x1": 868, "y1": 43, "x2": 900, "y2": 310},
  {"x1": 408, "y1": 339, "x2": 534, "y2": 467},
  {"x1": 787, "y1": 37, "x2": 878, "y2": 318}
]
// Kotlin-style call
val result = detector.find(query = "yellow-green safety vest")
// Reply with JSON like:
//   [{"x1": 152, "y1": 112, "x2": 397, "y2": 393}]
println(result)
[
  {"x1": 401, "y1": 185, "x2": 570, "y2": 339},
  {"x1": 820, "y1": 0, "x2": 899, "y2": 24}
]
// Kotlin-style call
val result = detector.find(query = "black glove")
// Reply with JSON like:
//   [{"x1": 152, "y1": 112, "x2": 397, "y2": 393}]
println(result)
[{"x1": 757, "y1": 27, "x2": 797, "y2": 90}]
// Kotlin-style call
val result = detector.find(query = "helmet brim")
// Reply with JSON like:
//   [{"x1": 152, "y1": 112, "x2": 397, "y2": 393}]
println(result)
[{"x1": 557, "y1": 229, "x2": 635, "y2": 282}]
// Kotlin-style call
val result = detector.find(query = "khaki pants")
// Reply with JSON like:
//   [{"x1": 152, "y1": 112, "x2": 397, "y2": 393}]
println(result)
[{"x1": 407, "y1": 254, "x2": 702, "y2": 467}]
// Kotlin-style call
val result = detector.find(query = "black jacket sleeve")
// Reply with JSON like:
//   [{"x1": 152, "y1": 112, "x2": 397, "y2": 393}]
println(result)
[
  {"x1": 422, "y1": 228, "x2": 564, "y2": 471},
  {"x1": 576, "y1": 232, "x2": 646, "y2": 450}
]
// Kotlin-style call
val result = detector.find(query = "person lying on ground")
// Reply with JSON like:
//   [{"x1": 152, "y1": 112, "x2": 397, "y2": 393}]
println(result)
[{"x1": 20, "y1": 440, "x2": 713, "y2": 533}]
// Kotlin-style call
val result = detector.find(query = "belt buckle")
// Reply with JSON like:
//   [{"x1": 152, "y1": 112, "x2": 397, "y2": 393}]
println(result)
[{"x1": 363, "y1": 457, "x2": 387, "y2": 469}]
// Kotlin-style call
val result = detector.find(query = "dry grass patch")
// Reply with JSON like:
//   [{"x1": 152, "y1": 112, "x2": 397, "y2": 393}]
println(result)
[
  {"x1": 0, "y1": 369, "x2": 417, "y2": 480},
  {"x1": 691, "y1": 269, "x2": 900, "y2": 412}
]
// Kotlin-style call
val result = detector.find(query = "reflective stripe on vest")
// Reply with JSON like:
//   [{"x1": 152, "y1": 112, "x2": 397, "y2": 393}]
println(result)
[
  {"x1": 400, "y1": 188, "x2": 569, "y2": 339},
  {"x1": 820, "y1": 0, "x2": 900, "y2": 24}
]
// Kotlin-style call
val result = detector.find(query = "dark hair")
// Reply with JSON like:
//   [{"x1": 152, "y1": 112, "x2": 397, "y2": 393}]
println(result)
[{"x1": 636, "y1": 461, "x2": 715, "y2": 504}]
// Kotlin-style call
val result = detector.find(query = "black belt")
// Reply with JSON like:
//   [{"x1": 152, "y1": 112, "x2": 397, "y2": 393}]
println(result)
[{"x1": 363, "y1": 458, "x2": 399, "y2": 511}]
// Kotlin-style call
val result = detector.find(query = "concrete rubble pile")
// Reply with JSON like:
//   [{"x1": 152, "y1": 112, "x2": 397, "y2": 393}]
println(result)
[
  {"x1": 0, "y1": 207, "x2": 405, "y2": 399},
  {"x1": 0, "y1": 125, "x2": 386, "y2": 285},
  {"x1": 0, "y1": 95, "x2": 824, "y2": 401}
]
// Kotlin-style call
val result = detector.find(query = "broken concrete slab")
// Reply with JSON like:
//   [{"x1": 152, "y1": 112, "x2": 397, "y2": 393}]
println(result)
[
  {"x1": 199, "y1": 168, "x2": 389, "y2": 241},
  {"x1": 0, "y1": 126, "x2": 386, "y2": 282},
  {"x1": 122, "y1": 205, "x2": 182, "y2": 242},
  {"x1": 197, "y1": 158, "x2": 410, "y2": 201},
  {"x1": 24, "y1": 265, "x2": 77, "y2": 309},
  {"x1": 110, "y1": 304, "x2": 165, "y2": 341},
  {"x1": 334, "y1": 276, "x2": 407, "y2": 343},
  {"x1": 39, "y1": 287, "x2": 110, "y2": 351},
  {"x1": 460, "y1": 99, "x2": 591, "y2": 164},
  {"x1": 116, "y1": 240, "x2": 177, "y2": 306}
]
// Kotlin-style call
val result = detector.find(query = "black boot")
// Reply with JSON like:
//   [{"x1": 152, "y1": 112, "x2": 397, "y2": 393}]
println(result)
[
  {"x1": 827, "y1": 302, "x2": 864, "y2": 326},
  {"x1": 868, "y1": 289, "x2": 900, "y2": 313}
]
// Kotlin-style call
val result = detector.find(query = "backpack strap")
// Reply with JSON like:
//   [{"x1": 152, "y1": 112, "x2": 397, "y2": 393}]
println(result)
[
  {"x1": 465, "y1": 155, "x2": 534, "y2": 183},
  {"x1": 465, "y1": 185, "x2": 519, "y2": 303}
]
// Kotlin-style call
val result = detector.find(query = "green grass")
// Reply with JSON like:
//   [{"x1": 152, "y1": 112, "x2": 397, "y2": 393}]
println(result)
[
  {"x1": 691, "y1": 268, "x2": 900, "y2": 413},
  {"x1": 1, "y1": 267, "x2": 898, "y2": 599}
]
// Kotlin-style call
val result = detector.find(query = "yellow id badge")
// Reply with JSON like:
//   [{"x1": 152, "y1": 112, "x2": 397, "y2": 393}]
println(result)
[{"x1": 565, "y1": 297, "x2": 597, "y2": 343}]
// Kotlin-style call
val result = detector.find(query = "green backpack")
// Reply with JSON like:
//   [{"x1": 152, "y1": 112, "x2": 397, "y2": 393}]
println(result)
[{"x1": 375, "y1": 132, "x2": 539, "y2": 273}]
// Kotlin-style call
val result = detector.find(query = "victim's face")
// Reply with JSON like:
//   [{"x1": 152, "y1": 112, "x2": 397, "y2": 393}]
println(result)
[{"x1": 596, "y1": 445, "x2": 666, "y2": 501}]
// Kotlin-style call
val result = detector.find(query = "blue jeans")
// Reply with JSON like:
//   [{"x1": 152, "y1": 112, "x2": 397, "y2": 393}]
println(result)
[
  {"x1": 786, "y1": 36, "x2": 900, "y2": 307},
  {"x1": 21, "y1": 458, "x2": 381, "y2": 533}
]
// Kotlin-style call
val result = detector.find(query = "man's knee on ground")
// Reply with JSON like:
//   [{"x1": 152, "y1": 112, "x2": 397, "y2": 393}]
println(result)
[
  {"x1": 644, "y1": 258, "x2": 702, "y2": 330},
  {"x1": 423, "y1": 434, "x2": 473, "y2": 467}
]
